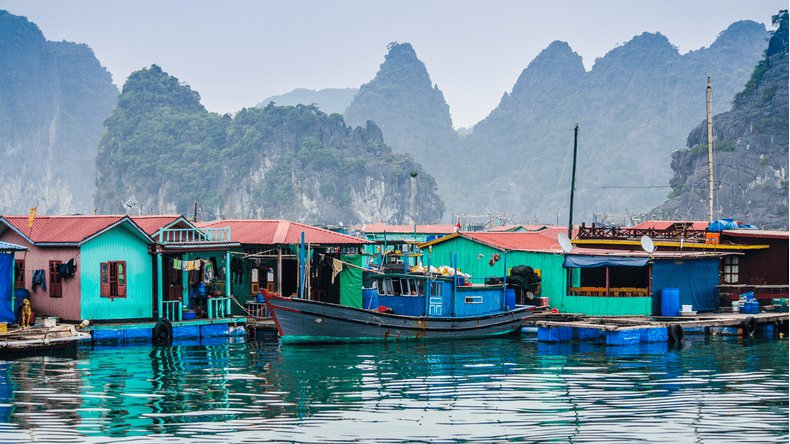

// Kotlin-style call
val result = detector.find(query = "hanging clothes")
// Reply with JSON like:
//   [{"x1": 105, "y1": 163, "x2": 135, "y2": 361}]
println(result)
[
  {"x1": 31, "y1": 269, "x2": 46, "y2": 291},
  {"x1": 331, "y1": 258, "x2": 343, "y2": 284},
  {"x1": 173, "y1": 259, "x2": 182, "y2": 270}
]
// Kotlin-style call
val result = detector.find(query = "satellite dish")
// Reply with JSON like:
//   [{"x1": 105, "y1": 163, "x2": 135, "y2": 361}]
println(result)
[
  {"x1": 640, "y1": 235, "x2": 656, "y2": 253},
  {"x1": 557, "y1": 232, "x2": 574, "y2": 253}
]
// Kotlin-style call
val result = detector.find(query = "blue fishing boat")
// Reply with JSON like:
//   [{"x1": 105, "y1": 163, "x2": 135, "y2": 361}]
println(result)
[{"x1": 265, "y1": 269, "x2": 533, "y2": 344}]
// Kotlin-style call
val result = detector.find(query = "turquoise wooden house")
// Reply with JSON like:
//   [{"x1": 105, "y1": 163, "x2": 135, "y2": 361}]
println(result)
[
  {"x1": 131, "y1": 215, "x2": 240, "y2": 322},
  {"x1": 420, "y1": 228, "x2": 578, "y2": 306},
  {"x1": 0, "y1": 215, "x2": 153, "y2": 322}
]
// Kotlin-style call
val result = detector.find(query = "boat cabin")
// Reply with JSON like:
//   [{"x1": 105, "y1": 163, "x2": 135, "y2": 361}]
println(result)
[{"x1": 366, "y1": 272, "x2": 517, "y2": 317}]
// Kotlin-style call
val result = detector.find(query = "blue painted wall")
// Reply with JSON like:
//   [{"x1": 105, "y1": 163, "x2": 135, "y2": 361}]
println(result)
[{"x1": 80, "y1": 224, "x2": 153, "y2": 320}]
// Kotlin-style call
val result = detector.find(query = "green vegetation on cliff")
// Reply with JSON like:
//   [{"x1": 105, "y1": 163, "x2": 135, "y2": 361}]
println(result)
[{"x1": 96, "y1": 65, "x2": 444, "y2": 224}]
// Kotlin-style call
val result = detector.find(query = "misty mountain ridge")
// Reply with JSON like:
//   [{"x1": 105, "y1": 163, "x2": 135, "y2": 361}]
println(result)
[
  {"x1": 257, "y1": 88, "x2": 358, "y2": 115},
  {"x1": 657, "y1": 11, "x2": 788, "y2": 229},
  {"x1": 0, "y1": 10, "x2": 118, "y2": 215}
]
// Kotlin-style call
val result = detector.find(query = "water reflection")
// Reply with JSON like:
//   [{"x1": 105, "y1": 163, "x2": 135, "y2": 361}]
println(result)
[{"x1": 0, "y1": 335, "x2": 785, "y2": 442}]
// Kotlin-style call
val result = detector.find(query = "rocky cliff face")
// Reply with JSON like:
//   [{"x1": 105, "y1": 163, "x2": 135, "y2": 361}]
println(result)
[
  {"x1": 95, "y1": 65, "x2": 444, "y2": 224},
  {"x1": 344, "y1": 44, "x2": 459, "y2": 163},
  {"x1": 658, "y1": 11, "x2": 788, "y2": 229},
  {"x1": 456, "y1": 21, "x2": 769, "y2": 223},
  {"x1": 0, "y1": 10, "x2": 118, "y2": 215}
]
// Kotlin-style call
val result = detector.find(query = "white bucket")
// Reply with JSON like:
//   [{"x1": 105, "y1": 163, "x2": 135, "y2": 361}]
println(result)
[
  {"x1": 681, "y1": 305, "x2": 692, "y2": 312},
  {"x1": 732, "y1": 300, "x2": 739, "y2": 313}
]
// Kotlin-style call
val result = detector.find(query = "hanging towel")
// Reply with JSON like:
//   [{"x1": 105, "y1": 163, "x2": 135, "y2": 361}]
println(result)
[
  {"x1": 186, "y1": 261, "x2": 195, "y2": 271},
  {"x1": 173, "y1": 259, "x2": 182, "y2": 270},
  {"x1": 203, "y1": 261, "x2": 214, "y2": 282},
  {"x1": 331, "y1": 258, "x2": 343, "y2": 284}
]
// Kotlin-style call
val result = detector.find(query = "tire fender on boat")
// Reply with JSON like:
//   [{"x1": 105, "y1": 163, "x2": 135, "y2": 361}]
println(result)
[
  {"x1": 668, "y1": 324, "x2": 684, "y2": 343},
  {"x1": 740, "y1": 317, "x2": 756, "y2": 336},
  {"x1": 153, "y1": 319, "x2": 173, "y2": 343}
]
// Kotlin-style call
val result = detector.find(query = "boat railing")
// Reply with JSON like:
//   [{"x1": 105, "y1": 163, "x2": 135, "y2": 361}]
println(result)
[
  {"x1": 245, "y1": 301, "x2": 270, "y2": 318},
  {"x1": 162, "y1": 300, "x2": 183, "y2": 321},
  {"x1": 207, "y1": 297, "x2": 232, "y2": 319}
]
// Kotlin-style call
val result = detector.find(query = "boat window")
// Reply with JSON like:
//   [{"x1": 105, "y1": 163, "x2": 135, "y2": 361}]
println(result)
[
  {"x1": 382, "y1": 278, "x2": 394, "y2": 296},
  {"x1": 416, "y1": 280, "x2": 425, "y2": 296},
  {"x1": 464, "y1": 296, "x2": 483, "y2": 304},
  {"x1": 431, "y1": 282, "x2": 441, "y2": 296},
  {"x1": 392, "y1": 278, "x2": 402, "y2": 295}
]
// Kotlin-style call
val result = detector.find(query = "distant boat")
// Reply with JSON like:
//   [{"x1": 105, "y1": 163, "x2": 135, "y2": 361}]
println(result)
[{"x1": 265, "y1": 271, "x2": 532, "y2": 344}]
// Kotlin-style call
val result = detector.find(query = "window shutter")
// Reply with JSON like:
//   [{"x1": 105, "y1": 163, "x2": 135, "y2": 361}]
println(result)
[
  {"x1": 117, "y1": 261, "x2": 127, "y2": 297},
  {"x1": 100, "y1": 262, "x2": 110, "y2": 297}
]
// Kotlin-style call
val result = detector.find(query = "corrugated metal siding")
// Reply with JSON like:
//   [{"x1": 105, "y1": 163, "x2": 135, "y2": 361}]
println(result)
[
  {"x1": 429, "y1": 237, "x2": 575, "y2": 304},
  {"x1": 559, "y1": 295, "x2": 652, "y2": 316},
  {"x1": 80, "y1": 225, "x2": 153, "y2": 320},
  {"x1": 1, "y1": 230, "x2": 82, "y2": 321}
]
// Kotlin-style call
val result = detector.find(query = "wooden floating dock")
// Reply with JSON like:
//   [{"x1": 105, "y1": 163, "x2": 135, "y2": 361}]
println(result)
[
  {"x1": 526, "y1": 312, "x2": 789, "y2": 345},
  {"x1": 246, "y1": 317, "x2": 277, "y2": 335},
  {"x1": 0, "y1": 325, "x2": 91, "y2": 355}
]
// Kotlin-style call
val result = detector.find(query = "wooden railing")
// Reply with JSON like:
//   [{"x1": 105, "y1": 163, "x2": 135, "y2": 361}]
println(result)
[
  {"x1": 569, "y1": 286, "x2": 650, "y2": 297},
  {"x1": 207, "y1": 297, "x2": 232, "y2": 319},
  {"x1": 576, "y1": 223, "x2": 707, "y2": 241},
  {"x1": 157, "y1": 227, "x2": 231, "y2": 245},
  {"x1": 162, "y1": 300, "x2": 183, "y2": 321}
]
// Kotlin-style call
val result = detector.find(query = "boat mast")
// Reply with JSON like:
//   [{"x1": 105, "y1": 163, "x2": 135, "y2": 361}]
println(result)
[
  {"x1": 568, "y1": 123, "x2": 579, "y2": 239},
  {"x1": 706, "y1": 77, "x2": 714, "y2": 222}
]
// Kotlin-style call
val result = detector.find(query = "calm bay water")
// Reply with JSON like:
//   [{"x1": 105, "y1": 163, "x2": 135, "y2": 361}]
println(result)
[{"x1": 0, "y1": 334, "x2": 786, "y2": 443}]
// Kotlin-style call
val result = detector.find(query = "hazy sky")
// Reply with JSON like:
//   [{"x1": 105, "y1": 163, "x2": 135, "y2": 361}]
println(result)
[{"x1": 1, "y1": 1, "x2": 783, "y2": 128}]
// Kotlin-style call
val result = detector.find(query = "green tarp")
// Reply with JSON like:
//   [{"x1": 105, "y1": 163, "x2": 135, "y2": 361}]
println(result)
[{"x1": 339, "y1": 255, "x2": 363, "y2": 308}]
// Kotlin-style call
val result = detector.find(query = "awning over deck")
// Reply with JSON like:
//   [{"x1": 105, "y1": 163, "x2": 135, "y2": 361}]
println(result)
[{"x1": 563, "y1": 255, "x2": 649, "y2": 268}]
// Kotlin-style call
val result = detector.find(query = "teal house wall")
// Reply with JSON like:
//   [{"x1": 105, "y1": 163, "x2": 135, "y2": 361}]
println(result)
[
  {"x1": 427, "y1": 237, "x2": 575, "y2": 304},
  {"x1": 80, "y1": 224, "x2": 153, "y2": 320}
]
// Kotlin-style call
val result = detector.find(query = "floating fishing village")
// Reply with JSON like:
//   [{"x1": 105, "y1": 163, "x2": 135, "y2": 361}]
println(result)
[
  {"x1": 1, "y1": 214, "x2": 788, "y2": 350},
  {"x1": 1, "y1": 3, "x2": 788, "y2": 442}
]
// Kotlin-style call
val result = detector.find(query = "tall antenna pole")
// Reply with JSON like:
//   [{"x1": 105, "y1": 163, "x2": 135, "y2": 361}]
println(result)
[
  {"x1": 706, "y1": 77, "x2": 714, "y2": 222},
  {"x1": 410, "y1": 171, "x2": 418, "y2": 233},
  {"x1": 568, "y1": 123, "x2": 579, "y2": 239}
]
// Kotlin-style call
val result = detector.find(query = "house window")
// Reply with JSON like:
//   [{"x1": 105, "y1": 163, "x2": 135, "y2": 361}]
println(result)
[
  {"x1": 101, "y1": 261, "x2": 127, "y2": 298},
  {"x1": 723, "y1": 256, "x2": 739, "y2": 284},
  {"x1": 49, "y1": 260, "x2": 63, "y2": 298},
  {"x1": 14, "y1": 260, "x2": 24, "y2": 290}
]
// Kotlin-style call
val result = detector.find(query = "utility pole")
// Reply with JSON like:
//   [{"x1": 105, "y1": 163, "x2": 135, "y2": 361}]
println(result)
[
  {"x1": 707, "y1": 77, "x2": 714, "y2": 222},
  {"x1": 568, "y1": 123, "x2": 579, "y2": 239}
]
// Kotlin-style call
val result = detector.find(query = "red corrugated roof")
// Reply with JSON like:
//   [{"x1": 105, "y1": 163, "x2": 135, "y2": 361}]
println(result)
[
  {"x1": 360, "y1": 223, "x2": 458, "y2": 235},
  {"x1": 631, "y1": 220, "x2": 709, "y2": 230},
  {"x1": 0, "y1": 215, "x2": 147, "y2": 245},
  {"x1": 198, "y1": 220, "x2": 367, "y2": 245},
  {"x1": 130, "y1": 215, "x2": 185, "y2": 235},
  {"x1": 487, "y1": 224, "x2": 551, "y2": 232},
  {"x1": 721, "y1": 229, "x2": 789, "y2": 240},
  {"x1": 458, "y1": 227, "x2": 571, "y2": 253}
]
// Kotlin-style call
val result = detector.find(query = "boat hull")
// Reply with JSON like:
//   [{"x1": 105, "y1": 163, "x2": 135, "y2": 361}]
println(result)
[{"x1": 265, "y1": 295, "x2": 531, "y2": 344}]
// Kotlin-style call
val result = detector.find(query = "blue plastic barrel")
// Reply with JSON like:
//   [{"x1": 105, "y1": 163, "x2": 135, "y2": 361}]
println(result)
[
  {"x1": 505, "y1": 288, "x2": 516, "y2": 310},
  {"x1": 363, "y1": 288, "x2": 379, "y2": 310},
  {"x1": 661, "y1": 288, "x2": 680, "y2": 316}
]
